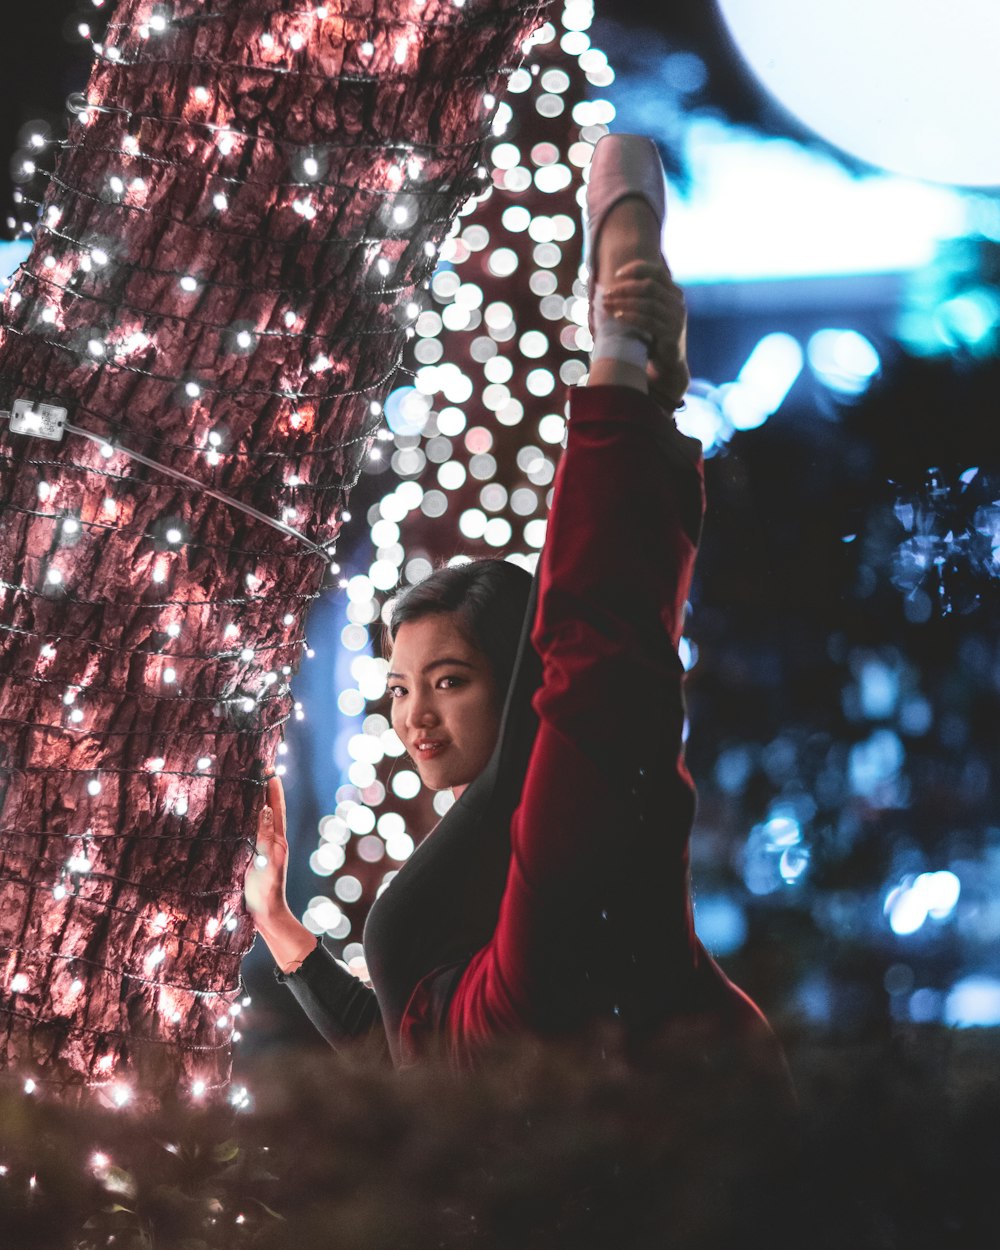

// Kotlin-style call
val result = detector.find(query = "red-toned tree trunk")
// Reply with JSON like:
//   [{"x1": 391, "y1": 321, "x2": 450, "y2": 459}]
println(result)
[{"x1": 0, "y1": 0, "x2": 543, "y2": 1101}]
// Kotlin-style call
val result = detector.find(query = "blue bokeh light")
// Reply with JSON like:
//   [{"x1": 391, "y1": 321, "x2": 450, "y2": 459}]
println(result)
[
  {"x1": 384, "y1": 386, "x2": 431, "y2": 437},
  {"x1": 0, "y1": 240, "x2": 31, "y2": 283},
  {"x1": 743, "y1": 806, "x2": 810, "y2": 895},
  {"x1": 722, "y1": 333, "x2": 803, "y2": 431},
  {"x1": 884, "y1": 870, "x2": 961, "y2": 937},
  {"x1": 848, "y1": 729, "x2": 905, "y2": 799},
  {"x1": 945, "y1": 976, "x2": 1000, "y2": 1028},
  {"x1": 807, "y1": 329, "x2": 880, "y2": 397},
  {"x1": 693, "y1": 893, "x2": 748, "y2": 956}
]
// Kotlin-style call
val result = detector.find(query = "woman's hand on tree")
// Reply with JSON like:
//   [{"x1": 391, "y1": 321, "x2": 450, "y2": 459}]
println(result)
[
  {"x1": 244, "y1": 774, "x2": 290, "y2": 925},
  {"x1": 601, "y1": 258, "x2": 691, "y2": 410}
]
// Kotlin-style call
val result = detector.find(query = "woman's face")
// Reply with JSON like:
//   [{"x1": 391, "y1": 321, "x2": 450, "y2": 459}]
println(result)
[{"x1": 388, "y1": 613, "x2": 501, "y2": 799}]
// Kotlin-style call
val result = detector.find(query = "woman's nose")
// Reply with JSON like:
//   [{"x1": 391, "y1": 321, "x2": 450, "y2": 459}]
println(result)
[{"x1": 406, "y1": 693, "x2": 439, "y2": 728}]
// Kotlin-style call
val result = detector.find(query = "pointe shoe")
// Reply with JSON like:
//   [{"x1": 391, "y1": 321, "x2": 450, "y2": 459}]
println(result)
[{"x1": 583, "y1": 133, "x2": 667, "y2": 300}]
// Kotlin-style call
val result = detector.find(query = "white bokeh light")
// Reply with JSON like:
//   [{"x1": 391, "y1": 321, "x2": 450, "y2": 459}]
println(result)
[{"x1": 718, "y1": 0, "x2": 1000, "y2": 186}]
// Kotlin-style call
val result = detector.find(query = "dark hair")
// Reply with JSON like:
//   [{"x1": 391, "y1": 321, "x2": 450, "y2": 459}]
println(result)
[{"x1": 387, "y1": 559, "x2": 533, "y2": 694}]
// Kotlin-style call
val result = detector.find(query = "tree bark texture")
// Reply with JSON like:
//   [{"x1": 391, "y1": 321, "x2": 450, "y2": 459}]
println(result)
[{"x1": 0, "y1": 0, "x2": 545, "y2": 1099}]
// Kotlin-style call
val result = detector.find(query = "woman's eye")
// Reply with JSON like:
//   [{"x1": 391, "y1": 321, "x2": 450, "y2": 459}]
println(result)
[
  {"x1": 438, "y1": 675, "x2": 465, "y2": 690},
  {"x1": 387, "y1": 686, "x2": 405, "y2": 699}
]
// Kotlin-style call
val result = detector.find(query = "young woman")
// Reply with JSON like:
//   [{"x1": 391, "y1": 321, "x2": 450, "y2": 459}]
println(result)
[{"x1": 246, "y1": 135, "x2": 781, "y2": 1072}]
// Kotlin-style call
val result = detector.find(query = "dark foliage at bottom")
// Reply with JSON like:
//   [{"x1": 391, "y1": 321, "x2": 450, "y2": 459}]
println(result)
[{"x1": 0, "y1": 1025, "x2": 996, "y2": 1249}]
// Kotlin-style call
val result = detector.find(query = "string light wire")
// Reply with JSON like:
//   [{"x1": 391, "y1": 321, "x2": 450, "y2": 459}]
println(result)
[{"x1": 1, "y1": 405, "x2": 336, "y2": 561}]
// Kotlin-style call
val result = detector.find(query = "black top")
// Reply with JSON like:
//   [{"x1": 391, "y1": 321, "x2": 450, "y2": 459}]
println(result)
[{"x1": 275, "y1": 938, "x2": 384, "y2": 1052}]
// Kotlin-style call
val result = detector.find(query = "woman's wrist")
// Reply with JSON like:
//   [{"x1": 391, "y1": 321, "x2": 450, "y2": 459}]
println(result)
[
  {"x1": 254, "y1": 904, "x2": 317, "y2": 973},
  {"x1": 252, "y1": 893, "x2": 291, "y2": 933}
]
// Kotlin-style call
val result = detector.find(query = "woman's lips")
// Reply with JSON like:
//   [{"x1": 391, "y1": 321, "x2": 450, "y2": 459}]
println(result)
[{"x1": 414, "y1": 740, "x2": 447, "y2": 759}]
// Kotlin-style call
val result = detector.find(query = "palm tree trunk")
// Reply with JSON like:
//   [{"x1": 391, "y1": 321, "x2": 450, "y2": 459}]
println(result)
[{"x1": 0, "y1": 0, "x2": 544, "y2": 1101}]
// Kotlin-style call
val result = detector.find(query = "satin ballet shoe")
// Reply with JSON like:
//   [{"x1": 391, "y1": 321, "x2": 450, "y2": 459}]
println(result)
[{"x1": 583, "y1": 133, "x2": 667, "y2": 300}]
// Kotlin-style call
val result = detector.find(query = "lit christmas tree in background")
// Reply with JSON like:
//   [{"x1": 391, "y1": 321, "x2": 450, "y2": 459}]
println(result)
[{"x1": 295, "y1": 0, "x2": 629, "y2": 977}]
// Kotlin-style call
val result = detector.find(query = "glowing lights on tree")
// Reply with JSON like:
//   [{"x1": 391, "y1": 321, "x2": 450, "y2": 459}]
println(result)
[{"x1": 0, "y1": 0, "x2": 546, "y2": 1100}]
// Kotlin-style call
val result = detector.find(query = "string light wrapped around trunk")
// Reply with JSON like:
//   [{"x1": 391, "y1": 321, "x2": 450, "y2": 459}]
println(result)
[{"x1": 0, "y1": 0, "x2": 548, "y2": 1104}]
